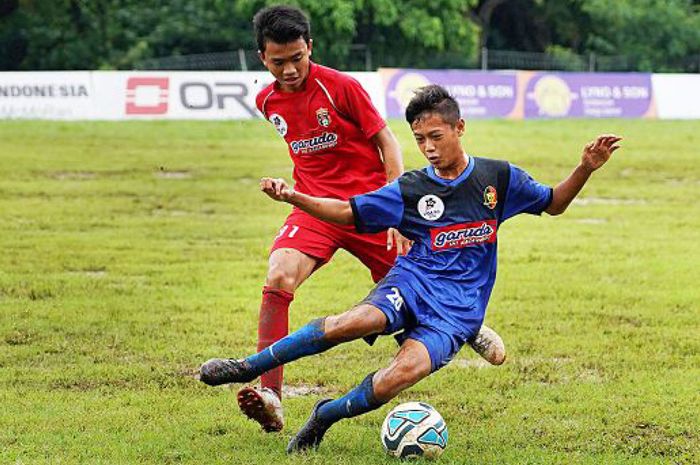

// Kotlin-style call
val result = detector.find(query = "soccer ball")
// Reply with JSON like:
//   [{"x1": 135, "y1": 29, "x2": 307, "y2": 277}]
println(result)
[{"x1": 380, "y1": 402, "x2": 448, "y2": 459}]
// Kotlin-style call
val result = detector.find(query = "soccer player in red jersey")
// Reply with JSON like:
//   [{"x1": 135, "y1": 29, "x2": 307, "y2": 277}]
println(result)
[{"x1": 201, "y1": 5, "x2": 505, "y2": 433}]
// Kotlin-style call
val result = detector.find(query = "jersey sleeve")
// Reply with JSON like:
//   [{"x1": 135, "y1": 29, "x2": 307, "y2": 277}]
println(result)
[
  {"x1": 349, "y1": 181, "x2": 403, "y2": 233},
  {"x1": 501, "y1": 164, "x2": 553, "y2": 221},
  {"x1": 336, "y1": 76, "x2": 386, "y2": 139},
  {"x1": 255, "y1": 90, "x2": 265, "y2": 114},
  {"x1": 255, "y1": 85, "x2": 274, "y2": 118}
]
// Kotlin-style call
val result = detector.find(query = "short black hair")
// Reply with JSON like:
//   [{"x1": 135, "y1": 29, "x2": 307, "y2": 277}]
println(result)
[
  {"x1": 405, "y1": 85, "x2": 461, "y2": 126},
  {"x1": 253, "y1": 5, "x2": 311, "y2": 52}
]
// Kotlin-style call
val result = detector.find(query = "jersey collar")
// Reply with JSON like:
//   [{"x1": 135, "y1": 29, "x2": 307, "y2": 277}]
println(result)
[{"x1": 425, "y1": 154, "x2": 475, "y2": 186}]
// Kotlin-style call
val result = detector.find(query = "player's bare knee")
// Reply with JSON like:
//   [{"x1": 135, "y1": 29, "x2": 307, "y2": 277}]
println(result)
[{"x1": 265, "y1": 262, "x2": 299, "y2": 291}]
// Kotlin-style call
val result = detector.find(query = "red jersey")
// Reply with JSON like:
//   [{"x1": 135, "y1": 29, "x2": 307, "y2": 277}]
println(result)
[{"x1": 256, "y1": 62, "x2": 387, "y2": 200}]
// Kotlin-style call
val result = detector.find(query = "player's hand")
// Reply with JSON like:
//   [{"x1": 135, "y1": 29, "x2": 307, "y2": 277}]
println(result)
[
  {"x1": 387, "y1": 228, "x2": 413, "y2": 256},
  {"x1": 260, "y1": 177, "x2": 295, "y2": 202},
  {"x1": 581, "y1": 134, "x2": 622, "y2": 172}
]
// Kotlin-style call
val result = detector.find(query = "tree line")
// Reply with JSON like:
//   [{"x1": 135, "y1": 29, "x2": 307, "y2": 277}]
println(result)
[{"x1": 1, "y1": 0, "x2": 699, "y2": 72}]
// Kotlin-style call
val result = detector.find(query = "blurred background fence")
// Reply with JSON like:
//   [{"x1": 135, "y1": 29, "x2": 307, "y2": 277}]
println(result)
[{"x1": 134, "y1": 48, "x2": 700, "y2": 73}]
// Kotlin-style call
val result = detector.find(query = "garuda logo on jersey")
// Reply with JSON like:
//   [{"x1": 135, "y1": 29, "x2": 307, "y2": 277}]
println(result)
[
  {"x1": 483, "y1": 186, "x2": 498, "y2": 210},
  {"x1": 316, "y1": 107, "x2": 331, "y2": 127},
  {"x1": 430, "y1": 220, "x2": 497, "y2": 251}
]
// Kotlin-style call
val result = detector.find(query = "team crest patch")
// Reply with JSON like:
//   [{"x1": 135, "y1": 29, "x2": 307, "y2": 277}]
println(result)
[
  {"x1": 483, "y1": 186, "x2": 498, "y2": 210},
  {"x1": 417, "y1": 195, "x2": 445, "y2": 221},
  {"x1": 316, "y1": 107, "x2": 331, "y2": 127},
  {"x1": 269, "y1": 113, "x2": 287, "y2": 137}
]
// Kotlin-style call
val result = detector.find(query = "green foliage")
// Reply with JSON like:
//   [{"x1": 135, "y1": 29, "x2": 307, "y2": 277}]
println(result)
[
  {"x1": 235, "y1": 0, "x2": 480, "y2": 70},
  {"x1": 5, "y1": 0, "x2": 253, "y2": 70},
  {"x1": 0, "y1": 119, "x2": 699, "y2": 464},
  {"x1": 0, "y1": 0, "x2": 698, "y2": 70},
  {"x1": 581, "y1": 0, "x2": 700, "y2": 71}
]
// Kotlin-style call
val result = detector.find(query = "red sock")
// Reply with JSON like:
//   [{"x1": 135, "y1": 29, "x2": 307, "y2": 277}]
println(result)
[{"x1": 257, "y1": 286, "x2": 293, "y2": 399}]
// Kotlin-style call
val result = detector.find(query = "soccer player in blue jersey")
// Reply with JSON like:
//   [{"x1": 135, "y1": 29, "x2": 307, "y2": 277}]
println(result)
[{"x1": 200, "y1": 85, "x2": 622, "y2": 453}]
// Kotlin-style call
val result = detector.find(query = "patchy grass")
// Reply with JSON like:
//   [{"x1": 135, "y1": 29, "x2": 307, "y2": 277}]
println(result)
[{"x1": 0, "y1": 119, "x2": 698, "y2": 465}]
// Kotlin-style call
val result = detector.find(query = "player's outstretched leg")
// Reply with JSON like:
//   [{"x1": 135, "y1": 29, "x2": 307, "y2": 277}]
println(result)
[
  {"x1": 201, "y1": 304, "x2": 387, "y2": 386},
  {"x1": 468, "y1": 324, "x2": 506, "y2": 365},
  {"x1": 287, "y1": 339, "x2": 432, "y2": 453},
  {"x1": 199, "y1": 317, "x2": 335, "y2": 386}
]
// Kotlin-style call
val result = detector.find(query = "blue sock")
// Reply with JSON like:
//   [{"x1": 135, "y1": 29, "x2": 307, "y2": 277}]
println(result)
[
  {"x1": 245, "y1": 318, "x2": 335, "y2": 375},
  {"x1": 317, "y1": 372, "x2": 385, "y2": 425}
]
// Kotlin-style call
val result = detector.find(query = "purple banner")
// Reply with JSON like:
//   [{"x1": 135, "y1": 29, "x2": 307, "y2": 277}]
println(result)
[
  {"x1": 381, "y1": 69, "x2": 518, "y2": 119},
  {"x1": 524, "y1": 72, "x2": 653, "y2": 118}
]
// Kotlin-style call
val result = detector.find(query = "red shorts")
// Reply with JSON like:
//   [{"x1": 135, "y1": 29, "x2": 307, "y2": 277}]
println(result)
[{"x1": 270, "y1": 209, "x2": 397, "y2": 283}]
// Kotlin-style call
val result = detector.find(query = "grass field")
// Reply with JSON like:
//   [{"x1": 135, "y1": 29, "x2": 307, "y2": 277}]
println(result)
[{"x1": 1, "y1": 119, "x2": 698, "y2": 465}]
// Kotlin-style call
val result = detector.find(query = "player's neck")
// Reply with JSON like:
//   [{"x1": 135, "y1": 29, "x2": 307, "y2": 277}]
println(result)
[{"x1": 434, "y1": 153, "x2": 469, "y2": 180}]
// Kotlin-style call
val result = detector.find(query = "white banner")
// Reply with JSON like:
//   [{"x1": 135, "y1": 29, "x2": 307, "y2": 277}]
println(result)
[
  {"x1": 348, "y1": 72, "x2": 386, "y2": 118},
  {"x1": 0, "y1": 72, "x2": 94, "y2": 119},
  {"x1": 0, "y1": 71, "x2": 385, "y2": 120},
  {"x1": 92, "y1": 71, "x2": 272, "y2": 120},
  {"x1": 652, "y1": 74, "x2": 700, "y2": 119}
]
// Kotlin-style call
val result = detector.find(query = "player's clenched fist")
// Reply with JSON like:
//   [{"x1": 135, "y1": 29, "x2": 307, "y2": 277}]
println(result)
[
  {"x1": 581, "y1": 134, "x2": 622, "y2": 172},
  {"x1": 260, "y1": 177, "x2": 295, "y2": 202}
]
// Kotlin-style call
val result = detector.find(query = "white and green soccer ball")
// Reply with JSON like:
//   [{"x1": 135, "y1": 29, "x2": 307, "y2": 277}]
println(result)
[{"x1": 380, "y1": 401, "x2": 448, "y2": 459}]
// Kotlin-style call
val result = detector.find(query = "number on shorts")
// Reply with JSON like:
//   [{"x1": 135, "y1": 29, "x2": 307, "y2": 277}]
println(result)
[
  {"x1": 275, "y1": 225, "x2": 300, "y2": 240},
  {"x1": 386, "y1": 287, "x2": 404, "y2": 312}
]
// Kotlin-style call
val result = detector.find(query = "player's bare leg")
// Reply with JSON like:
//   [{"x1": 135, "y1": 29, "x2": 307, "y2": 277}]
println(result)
[
  {"x1": 238, "y1": 248, "x2": 317, "y2": 432},
  {"x1": 202, "y1": 304, "x2": 387, "y2": 437},
  {"x1": 288, "y1": 339, "x2": 431, "y2": 453}
]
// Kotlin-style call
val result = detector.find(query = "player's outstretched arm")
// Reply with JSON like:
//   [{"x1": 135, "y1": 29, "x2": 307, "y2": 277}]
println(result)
[
  {"x1": 546, "y1": 134, "x2": 622, "y2": 216},
  {"x1": 260, "y1": 177, "x2": 354, "y2": 225}
]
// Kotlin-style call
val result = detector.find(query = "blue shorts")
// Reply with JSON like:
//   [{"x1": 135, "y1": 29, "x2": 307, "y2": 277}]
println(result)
[{"x1": 361, "y1": 269, "x2": 468, "y2": 372}]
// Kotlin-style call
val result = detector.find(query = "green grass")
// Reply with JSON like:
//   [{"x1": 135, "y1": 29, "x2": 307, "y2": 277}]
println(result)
[{"x1": 1, "y1": 119, "x2": 698, "y2": 465}]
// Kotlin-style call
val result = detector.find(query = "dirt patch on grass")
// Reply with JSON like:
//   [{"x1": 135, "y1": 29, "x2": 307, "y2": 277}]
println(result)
[
  {"x1": 449, "y1": 358, "x2": 491, "y2": 369},
  {"x1": 4, "y1": 330, "x2": 35, "y2": 346},
  {"x1": 66, "y1": 266, "x2": 107, "y2": 277},
  {"x1": 151, "y1": 208, "x2": 189, "y2": 217},
  {"x1": 574, "y1": 218, "x2": 608, "y2": 224},
  {"x1": 282, "y1": 384, "x2": 334, "y2": 398},
  {"x1": 155, "y1": 169, "x2": 192, "y2": 179},
  {"x1": 50, "y1": 171, "x2": 98, "y2": 180}
]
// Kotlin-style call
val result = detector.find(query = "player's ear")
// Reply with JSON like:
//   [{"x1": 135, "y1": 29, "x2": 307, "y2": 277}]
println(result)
[
  {"x1": 307, "y1": 39, "x2": 313, "y2": 57},
  {"x1": 456, "y1": 118, "x2": 466, "y2": 137},
  {"x1": 258, "y1": 50, "x2": 266, "y2": 65}
]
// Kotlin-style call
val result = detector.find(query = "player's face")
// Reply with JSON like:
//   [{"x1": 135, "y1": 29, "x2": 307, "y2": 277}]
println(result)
[
  {"x1": 411, "y1": 113, "x2": 465, "y2": 171},
  {"x1": 259, "y1": 38, "x2": 313, "y2": 92}
]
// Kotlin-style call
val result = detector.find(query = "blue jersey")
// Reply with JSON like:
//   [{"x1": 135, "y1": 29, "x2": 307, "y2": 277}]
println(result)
[{"x1": 349, "y1": 156, "x2": 552, "y2": 339}]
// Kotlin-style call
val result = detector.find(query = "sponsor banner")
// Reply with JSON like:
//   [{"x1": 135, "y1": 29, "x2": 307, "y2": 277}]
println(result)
[
  {"x1": 380, "y1": 68, "x2": 519, "y2": 119},
  {"x1": 0, "y1": 72, "x2": 94, "y2": 119},
  {"x1": 1, "y1": 70, "x2": 698, "y2": 120},
  {"x1": 92, "y1": 71, "x2": 271, "y2": 120},
  {"x1": 523, "y1": 72, "x2": 654, "y2": 118},
  {"x1": 651, "y1": 74, "x2": 700, "y2": 119},
  {"x1": 0, "y1": 71, "x2": 385, "y2": 120}
]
